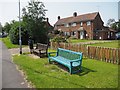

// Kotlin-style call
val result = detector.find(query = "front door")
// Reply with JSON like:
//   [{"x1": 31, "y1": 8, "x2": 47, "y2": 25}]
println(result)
[{"x1": 80, "y1": 31, "x2": 84, "y2": 39}]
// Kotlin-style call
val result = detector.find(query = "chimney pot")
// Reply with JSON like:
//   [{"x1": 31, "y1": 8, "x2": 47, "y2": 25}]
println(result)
[
  {"x1": 73, "y1": 12, "x2": 77, "y2": 17},
  {"x1": 58, "y1": 16, "x2": 60, "y2": 20}
]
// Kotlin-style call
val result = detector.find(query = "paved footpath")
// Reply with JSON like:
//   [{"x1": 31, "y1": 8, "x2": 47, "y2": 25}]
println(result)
[{"x1": 1, "y1": 41, "x2": 29, "y2": 88}]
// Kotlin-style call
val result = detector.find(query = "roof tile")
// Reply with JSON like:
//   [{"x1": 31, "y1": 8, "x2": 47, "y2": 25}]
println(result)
[{"x1": 55, "y1": 12, "x2": 99, "y2": 25}]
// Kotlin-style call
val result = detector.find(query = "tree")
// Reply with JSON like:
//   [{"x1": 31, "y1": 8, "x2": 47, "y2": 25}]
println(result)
[
  {"x1": 106, "y1": 18, "x2": 120, "y2": 32},
  {"x1": 9, "y1": 21, "x2": 29, "y2": 44},
  {"x1": 22, "y1": 0, "x2": 48, "y2": 44},
  {"x1": 106, "y1": 19, "x2": 115, "y2": 27},
  {"x1": 111, "y1": 23, "x2": 117, "y2": 30},
  {"x1": 0, "y1": 22, "x2": 2, "y2": 33},
  {"x1": 3, "y1": 22, "x2": 11, "y2": 34},
  {"x1": 109, "y1": 19, "x2": 120, "y2": 32},
  {"x1": 117, "y1": 19, "x2": 120, "y2": 32}
]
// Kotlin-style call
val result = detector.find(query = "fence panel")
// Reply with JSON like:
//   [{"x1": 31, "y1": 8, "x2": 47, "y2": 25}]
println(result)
[{"x1": 50, "y1": 42, "x2": 119, "y2": 64}]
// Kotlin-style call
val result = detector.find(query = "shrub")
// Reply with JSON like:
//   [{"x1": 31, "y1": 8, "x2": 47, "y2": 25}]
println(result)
[
  {"x1": 51, "y1": 35, "x2": 68, "y2": 43},
  {"x1": 54, "y1": 30, "x2": 60, "y2": 34},
  {"x1": 9, "y1": 21, "x2": 29, "y2": 45}
]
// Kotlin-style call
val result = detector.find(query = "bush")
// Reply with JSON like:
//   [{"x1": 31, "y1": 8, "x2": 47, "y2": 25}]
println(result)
[
  {"x1": 51, "y1": 35, "x2": 68, "y2": 43},
  {"x1": 54, "y1": 30, "x2": 60, "y2": 34},
  {"x1": 9, "y1": 21, "x2": 29, "y2": 45}
]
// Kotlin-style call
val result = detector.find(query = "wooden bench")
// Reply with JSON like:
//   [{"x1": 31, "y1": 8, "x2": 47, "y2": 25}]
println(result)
[
  {"x1": 33, "y1": 43, "x2": 48, "y2": 57},
  {"x1": 48, "y1": 48, "x2": 83, "y2": 74}
]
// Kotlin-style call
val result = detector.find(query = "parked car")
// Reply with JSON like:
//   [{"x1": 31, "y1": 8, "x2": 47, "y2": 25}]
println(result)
[
  {"x1": 117, "y1": 35, "x2": 120, "y2": 40},
  {"x1": 0, "y1": 32, "x2": 8, "y2": 38}
]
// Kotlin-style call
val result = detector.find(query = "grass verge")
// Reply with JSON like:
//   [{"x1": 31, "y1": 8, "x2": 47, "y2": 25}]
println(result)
[
  {"x1": 13, "y1": 53, "x2": 118, "y2": 88},
  {"x1": 1, "y1": 37, "x2": 27, "y2": 49}
]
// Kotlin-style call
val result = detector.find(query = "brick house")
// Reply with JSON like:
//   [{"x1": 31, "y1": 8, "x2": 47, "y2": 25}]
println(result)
[{"x1": 54, "y1": 12, "x2": 116, "y2": 40}]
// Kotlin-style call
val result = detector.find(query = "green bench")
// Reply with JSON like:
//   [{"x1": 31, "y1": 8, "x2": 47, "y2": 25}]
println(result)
[{"x1": 48, "y1": 48, "x2": 83, "y2": 74}]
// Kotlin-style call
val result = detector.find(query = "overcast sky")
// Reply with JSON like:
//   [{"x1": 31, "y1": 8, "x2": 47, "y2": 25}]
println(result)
[{"x1": 0, "y1": 0, "x2": 119, "y2": 26}]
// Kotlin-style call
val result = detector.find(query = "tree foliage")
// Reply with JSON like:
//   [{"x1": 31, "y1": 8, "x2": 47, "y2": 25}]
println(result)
[
  {"x1": 22, "y1": 0, "x2": 48, "y2": 44},
  {"x1": 106, "y1": 19, "x2": 115, "y2": 27},
  {"x1": 51, "y1": 35, "x2": 68, "y2": 43},
  {"x1": 107, "y1": 19, "x2": 120, "y2": 32},
  {"x1": 0, "y1": 22, "x2": 2, "y2": 33},
  {"x1": 9, "y1": 21, "x2": 29, "y2": 45},
  {"x1": 3, "y1": 22, "x2": 11, "y2": 34}
]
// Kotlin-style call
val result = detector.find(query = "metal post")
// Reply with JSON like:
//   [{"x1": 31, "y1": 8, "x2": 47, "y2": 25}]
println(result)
[{"x1": 19, "y1": 0, "x2": 22, "y2": 54}]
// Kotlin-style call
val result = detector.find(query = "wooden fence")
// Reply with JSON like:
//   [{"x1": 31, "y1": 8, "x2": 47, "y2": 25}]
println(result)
[{"x1": 51, "y1": 42, "x2": 120, "y2": 65}]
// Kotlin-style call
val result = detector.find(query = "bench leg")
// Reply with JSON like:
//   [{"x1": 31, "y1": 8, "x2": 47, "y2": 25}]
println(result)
[
  {"x1": 69, "y1": 62, "x2": 73, "y2": 74},
  {"x1": 69, "y1": 68, "x2": 72, "y2": 74},
  {"x1": 39, "y1": 50, "x2": 41, "y2": 58},
  {"x1": 48, "y1": 58, "x2": 51, "y2": 64},
  {"x1": 79, "y1": 65, "x2": 82, "y2": 71}
]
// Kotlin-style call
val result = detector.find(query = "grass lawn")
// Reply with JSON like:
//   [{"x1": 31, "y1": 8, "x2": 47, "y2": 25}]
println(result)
[
  {"x1": 68, "y1": 39, "x2": 93, "y2": 43},
  {"x1": 68, "y1": 39, "x2": 119, "y2": 48},
  {"x1": 0, "y1": 37, "x2": 27, "y2": 49},
  {"x1": 87, "y1": 40, "x2": 120, "y2": 48},
  {"x1": 68, "y1": 39, "x2": 106, "y2": 43},
  {"x1": 13, "y1": 52, "x2": 118, "y2": 88}
]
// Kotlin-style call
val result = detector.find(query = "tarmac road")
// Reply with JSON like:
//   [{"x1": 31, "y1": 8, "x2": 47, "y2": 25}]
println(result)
[{"x1": 1, "y1": 41, "x2": 28, "y2": 88}]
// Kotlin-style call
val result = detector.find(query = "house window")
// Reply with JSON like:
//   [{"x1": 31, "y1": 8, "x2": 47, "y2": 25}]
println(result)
[
  {"x1": 99, "y1": 36, "x2": 102, "y2": 40},
  {"x1": 71, "y1": 31, "x2": 76, "y2": 36},
  {"x1": 64, "y1": 32, "x2": 67, "y2": 36},
  {"x1": 80, "y1": 22, "x2": 83, "y2": 26},
  {"x1": 71, "y1": 23, "x2": 76, "y2": 26},
  {"x1": 67, "y1": 32, "x2": 70, "y2": 36},
  {"x1": 64, "y1": 32, "x2": 70, "y2": 36},
  {"x1": 64, "y1": 24, "x2": 69, "y2": 27},
  {"x1": 111, "y1": 32, "x2": 113, "y2": 36},
  {"x1": 87, "y1": 21, "x2": 91, "y2": 26},
  {"x1": 74, "y1": 31, "x2": 76, "y2": 35}
]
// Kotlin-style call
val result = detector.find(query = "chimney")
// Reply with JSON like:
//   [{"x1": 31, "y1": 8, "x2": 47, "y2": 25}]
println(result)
[
  {"x1": 73, "y1": 12, "x2": 77, "y2": 17},
  {"x1": 58, "y1": 16, "x2": 60, "y2": 20}
]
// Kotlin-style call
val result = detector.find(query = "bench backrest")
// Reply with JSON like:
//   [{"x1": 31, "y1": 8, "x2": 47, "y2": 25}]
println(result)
[
  {"x1": 57, "y1": 48, "x2": 82, "y2": 60},
  {"x1": 36, "y1": 43, "x2": 48, "y2": 50}
]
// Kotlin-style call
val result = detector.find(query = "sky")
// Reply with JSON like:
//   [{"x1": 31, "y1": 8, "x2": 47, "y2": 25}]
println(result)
[{"x1": 0, "y1": 0, "x2": 119, "y2": 26}]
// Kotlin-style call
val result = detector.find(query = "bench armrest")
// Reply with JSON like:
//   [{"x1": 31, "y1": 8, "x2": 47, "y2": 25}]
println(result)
[
  {"x1": 48, "y1": 52, "x2": 57, "y2": 57},
  {"x1": 69, "y1": 59, "x2": 82, "y2": 68}
]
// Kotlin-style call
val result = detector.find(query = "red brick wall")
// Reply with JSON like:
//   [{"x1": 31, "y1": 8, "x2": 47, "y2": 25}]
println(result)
[
  {"x1": 93, "y1": 13, "x2": 104, "y2": 30},
  {"x1": 54, "y1": 13, "x2": 104, "y2": 40}
]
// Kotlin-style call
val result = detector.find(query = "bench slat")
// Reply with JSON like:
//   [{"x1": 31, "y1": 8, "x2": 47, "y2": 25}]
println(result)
[{"x1": 33, "y1": 43, "x2": 48, "y2": 57}]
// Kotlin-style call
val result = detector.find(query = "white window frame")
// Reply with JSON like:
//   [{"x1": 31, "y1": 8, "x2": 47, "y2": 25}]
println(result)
[
  {"x1": 64, "y1": 32, "x2": 67, "y2": 36},
  {"x1": 67, "y1": 32, "x2": 70, "y2": 36},
  {"x1": 80, "y1": 22, "x2": 83, "y2": 26},
  {"x1": 64, "y1": 24, "x2": 69, "y2": 27},
  {"x1": 71, "y1": 23, "x2": 76, "y2": 26},
  {"x1": 71, "y1": 31, "x2": 76, "y2": 36},
  {"x1": 87, "y1": 21, "x2": 91, "y2": 26}
]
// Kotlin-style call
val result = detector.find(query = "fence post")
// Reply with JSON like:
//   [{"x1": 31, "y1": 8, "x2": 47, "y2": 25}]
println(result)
[
  {"x1": 64, "y1": 43, "x2": 65, "y2": 49},
  {"x1": 118, "y1": 49, "x2": 120, "y2": 65}
]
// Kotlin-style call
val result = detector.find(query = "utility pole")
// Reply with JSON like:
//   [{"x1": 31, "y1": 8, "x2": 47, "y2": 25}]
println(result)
[{"x1": 19, "y1": 0, "x2": 22, "y2": 54}]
